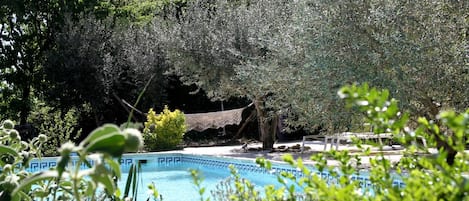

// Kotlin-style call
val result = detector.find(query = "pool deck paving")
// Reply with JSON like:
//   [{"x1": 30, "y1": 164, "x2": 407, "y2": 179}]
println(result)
[{"x1": 164, "y1": 140, "x2": 405, "y2": 168}]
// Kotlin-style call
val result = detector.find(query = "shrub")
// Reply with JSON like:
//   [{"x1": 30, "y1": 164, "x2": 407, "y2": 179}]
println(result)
[
  {"x1": 0, "y1": 120, "x2": 46, "y2": 200},
  {"x1": 143, "y1": 106, "x2": 186, "y2": 151},
  {"x1": 28, "y1": 103, "x2": 82, "y2": 156},
  {"x1": 196, "y1": 84, "x2": 469, "y2": 201},
  {"x1": 0, "y1": 120, "x2": 153, "y2": 200}
]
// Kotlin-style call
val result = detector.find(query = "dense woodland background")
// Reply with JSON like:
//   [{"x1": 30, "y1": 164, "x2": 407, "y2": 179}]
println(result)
[{"x1": 1, "y1": 0, "x2": 468, "y2": 149}]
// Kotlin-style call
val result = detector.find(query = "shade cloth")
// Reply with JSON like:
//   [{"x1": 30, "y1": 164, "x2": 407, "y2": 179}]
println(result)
[{"x1": 185, "y1": 107, "x2": 245, "y2": 132}]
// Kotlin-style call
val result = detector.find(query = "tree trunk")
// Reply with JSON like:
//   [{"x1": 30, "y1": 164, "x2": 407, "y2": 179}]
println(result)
[
  {"x1": 232, "y1": 109, "x2": 257, "y2": 140},
  {"x1": 254, "y1": 98, "x2": 277, "y2": 150},
  {"x1": 420, "y1": 96, "x2": 457, "y2": 165},
  {"x1": 19, "y1": 84, "x2": 31, "y2": 125}
]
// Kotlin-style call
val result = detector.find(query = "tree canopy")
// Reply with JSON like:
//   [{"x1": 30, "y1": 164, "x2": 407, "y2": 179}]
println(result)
[
  {"x1": 0, "y1": 0, "x2": 110, "y2": 124},
  {"x1": 1, "y1": 0, "x2": 173, "y2": 126},
  {"x1": 152, "y1": 0, "x2": 468, "y2": 148}
]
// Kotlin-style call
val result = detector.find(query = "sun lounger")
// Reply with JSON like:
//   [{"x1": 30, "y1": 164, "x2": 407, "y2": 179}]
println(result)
[
  {"x1": 301, "y1": 132, "x2": 392, "y2": 152},
  {"x1": 333, "y1": 132, "x2": 393, "y2": 150},
  {"x1": 302, "y1": 131, "x2": 427, "y2": 152},
  {"x1": 301, "y1": 134, "x2": 344, "y2": 152},
  {"x1": 301, "y1": 135, "x2": 327, "y2": 153}
]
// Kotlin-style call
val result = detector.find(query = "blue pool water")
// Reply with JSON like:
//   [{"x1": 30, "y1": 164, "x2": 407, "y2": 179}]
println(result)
[
  {"x1": 27, "y1": 153, "x2": 405, "y2": 201},
  {"x1": 119, "y1": 165, "x2": 279, "y2": 201},
  {"x1": 117, "y1": 155, "x2": 287, "y2": 201}
]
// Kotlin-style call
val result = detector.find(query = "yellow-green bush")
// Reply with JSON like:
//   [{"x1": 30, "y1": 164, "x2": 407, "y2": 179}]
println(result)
[{"x1": 143, "y1": 106, "x2": 186, "y2": 151}]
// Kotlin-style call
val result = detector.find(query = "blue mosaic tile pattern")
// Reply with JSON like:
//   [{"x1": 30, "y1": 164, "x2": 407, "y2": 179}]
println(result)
[
  {"x1": 27, "y1": 157, "x2": 134, "y2": 172},
  {"x1": 179, "y1": 155, "x2": 406, "y2": 189},
  {"x1": 120, "y1": 158, "x2": 134, "y2": 166},
  {"x1": 28, "y1": 161, "x2": 57, "y2": 172},
  {"x1": 26, "y1": 154, "x2": 182, "y2": 171},
  {"x1": 28, "y1": 159, "x2": 98, "y2": 172},
  {"x1": 156, "y1": 156, "x2": 182, "y2": 166},
  {"x1": 349, "y1": 174, "x2": 405, "y2": 189},
  {"x1": 26, "y1": 153, "x2": 405, "y2": 189},
  {"x1": 181, "y1": 155, "x2": 308, "y2": 178}
]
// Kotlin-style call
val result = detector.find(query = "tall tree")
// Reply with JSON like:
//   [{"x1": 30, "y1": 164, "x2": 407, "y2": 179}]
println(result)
[
  {"x1": 44, "y1": 16, "x2": 169, "y2": 126},
  {"x1": 1, "y1": 0, "x2": 170, "y2": 126},
  {"x1": 303, "y1": 0, "x2": 468, "y2": 163},
  {"x1": 1, "y1": 0, "x2": 52, "y2": 124},
  {"x1": 307, "y1": 0, "x2": 469, "y2": 119},
  {"x1": 163, "y1": 0, "x2": 311, "y2": 149},
  {"x1": 0, "y1": 0, "x2": 112, "y2": 124}
]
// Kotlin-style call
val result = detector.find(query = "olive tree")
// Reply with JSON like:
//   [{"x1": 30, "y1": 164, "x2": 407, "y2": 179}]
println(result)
[
  {"x1": 304, "y1": 0, "x2": 469, "y2": 163},
  {"x1": 44, "y1": 15, "x2": 169, "y2": 126},
  {"x1": 261, "y1": 0, "x2": 469, "y2": 135},
  {"x1": 156, "y1": 0, "x2": 468, "y2": 150},
  {"x1": 307, "y1": 0, "x2": 468, "y2": 118},
  {"x1": 161, "y1": 0, "x2": 313, "y2": 149}
]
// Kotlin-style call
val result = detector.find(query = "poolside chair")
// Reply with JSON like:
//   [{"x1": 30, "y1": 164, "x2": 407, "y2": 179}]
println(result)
[
  {"x1": 301, "y1": 134, "x2": 329, "y2": 153},
  {"x1": 302, "y1": 131, "x2": 426, "y2": 152},
  {"x1": 331, "y1": 132, "x2": 394, "y2": 150},
  {"x1": 339, "y1": 131, "x2": 431, "y2": 150}
]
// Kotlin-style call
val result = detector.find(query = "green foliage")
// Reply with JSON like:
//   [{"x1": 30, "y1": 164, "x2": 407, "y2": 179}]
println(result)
[
  {"x1": 0, "y1": 0, "x2": 115, "y2": 124},
  {"x1": 210, "y1": 165, "x2": 267, "y2": 201},
  {"x1": 114, "y1": 0, "x2": 187, "y2": 25},
  {"x1": 198, "y1": 84, "x2": 469, "y2": 201},
  {"x1": 190, "y1": 169, "x2": 209, "y2": 201},
  {"x1": 143, "y1": 106, "x2": 186, "y2": 151},
  {"x1": 28, "y1": 103, "x2": 82, "y2": 156},
  {"x1": 161, "y1": 0, "x2": 468, "y2": 135},
  {"x1": 0, "y1": 120, "x2": 149, "y2": 200},
  {"x1": 338, "y1": 84, "x2": 468, "y2": 200},
  {"x1": 120, "y1": 122, "x2": 144, "y2": 130},
  {"x1": 0, "y1": 120, "x2": 47, "y2": 198},
  {"x1": 338, "y1": 83, "x2": 410, "y2": 135},
  {"x1": 163, "y1": 0, "x2": 301, "y2": 148},
  {"x1": 1, "y1": 0, "x2": 168, "y2": 125},
  {"x1": 45, "y1": 14, "x2": 168, "y2": 126},
  {"x1": 301, "y1": 0, "x2": 469, "y2": 127},
  {"x1": 0, "y1": 82, "x2": 17, "y2": 121},
  {"x1": 123, "y1": 162, "x2": 142, "y2": 201}
]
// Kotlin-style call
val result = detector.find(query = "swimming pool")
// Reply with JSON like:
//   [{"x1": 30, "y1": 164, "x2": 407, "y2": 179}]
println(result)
[
  {"x1": 118, "y1": 154, "x2": 300, "y2": 201},
  {"x1": 27, "y1": 153, "x2": 405, "y2": 200}
]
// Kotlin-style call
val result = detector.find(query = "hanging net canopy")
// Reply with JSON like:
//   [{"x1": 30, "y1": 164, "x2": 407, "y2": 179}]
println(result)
[
  {"x1": 119, "y1": 97, "x2": 251, "y2": 132},
  {"x1": 185, "y1": 107, "x2": 246, "y2": 132}
]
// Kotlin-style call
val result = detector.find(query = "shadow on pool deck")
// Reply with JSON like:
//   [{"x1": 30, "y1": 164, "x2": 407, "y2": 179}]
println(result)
[{"x1": 162, "y1": 140, "x2": 405, "y2": 168}]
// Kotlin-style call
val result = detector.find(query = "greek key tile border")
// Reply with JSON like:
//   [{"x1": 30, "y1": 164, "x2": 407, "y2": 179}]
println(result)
[
  {"x1": 156, "y1": 156, "x2": 182, "y2": 165},
  {"x1": 28, "y1": 159, "x2": 97, "y2": 172},
  {"x1": 181, "y1": 156, "x2": 302, "y2": 177},
  {"x1": 180, "y1": 155, "x2": 405, "y2": 188},
  {"x1": 26, "y1": 153, "x2": 405, "y2": 189}
]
